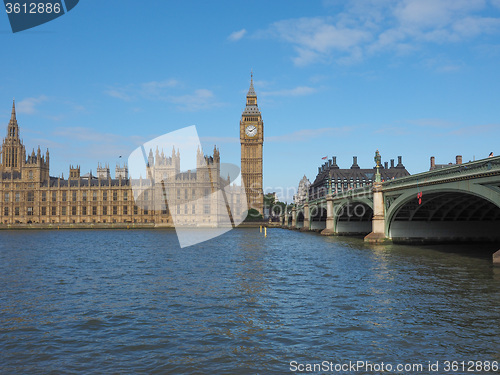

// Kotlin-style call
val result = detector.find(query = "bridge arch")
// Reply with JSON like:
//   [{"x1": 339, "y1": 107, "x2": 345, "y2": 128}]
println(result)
[
  {"x1": 310, "y1": 202, "x2": 327, "y2": 230},
  {"x1": 335, "y1": 198, "x2": 373, "y2": 235},
  {"x1": 296, "y1": 210, "x2": 305, "y2": 229},
  {"x1": 386, "y1": 186, "x2": 500, "y2": 241}
]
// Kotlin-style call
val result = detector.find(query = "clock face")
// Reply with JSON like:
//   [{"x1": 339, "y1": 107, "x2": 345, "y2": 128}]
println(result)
[{"x1": 245, "y1": 125, "x2": 257, "y2": 137}]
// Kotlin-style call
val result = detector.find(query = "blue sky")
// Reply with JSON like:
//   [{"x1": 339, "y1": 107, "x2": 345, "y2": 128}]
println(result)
[{"x1": 1, "y1": 0, "x2": 500, "y2": 201}]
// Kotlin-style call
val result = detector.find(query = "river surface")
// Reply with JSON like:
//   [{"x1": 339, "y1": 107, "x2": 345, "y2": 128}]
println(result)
[{"x1": 0, "y1": 229, "x2": 499, "y2": 374}]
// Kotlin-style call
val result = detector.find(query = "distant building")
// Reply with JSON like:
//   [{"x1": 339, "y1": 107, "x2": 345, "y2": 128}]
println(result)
[
  {"x1": 263, "y1": 192, "x2": 278, "y2": 218},
  {"x1": 309, "y1": 155, "x2": 410, "y2": 200},
  {"x1": 430, "y1": 155, "x2": 462, "y2": 170},
  {"x1": 96, "y1": 163, "x2": 111, "y2": 179},
  {"x1": 115, "y1": 164, "x2": 128, "y2": 179},
  {"x1": 293, "y1": 175, "x2": 311, "y2": 205},
  {"x1": 0, "y1": 100, "x2": 243, "y2": 225}
]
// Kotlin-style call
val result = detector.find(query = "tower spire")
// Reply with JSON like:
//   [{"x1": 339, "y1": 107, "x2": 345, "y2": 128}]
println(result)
[
  {"x1": 10, "y1": 99, "x2": 16, "y2": 122},
  {"x1": 3, "y1": 100, "x2": 23, "y2": 170},
  {"x1": 247, "y1": 70, "x2": 256, "y2": 98},
  {"x1": 7, "y1": 99, "x2": 19, "y2": 139}
]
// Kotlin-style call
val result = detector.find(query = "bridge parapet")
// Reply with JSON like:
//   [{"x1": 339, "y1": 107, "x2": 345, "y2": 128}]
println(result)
[
  {"x1": 303, "y1": 186, "x2": 373, "y2": 208},
  {"x1": 382, "y1": 156, "x2": 500, "y2": 191}
]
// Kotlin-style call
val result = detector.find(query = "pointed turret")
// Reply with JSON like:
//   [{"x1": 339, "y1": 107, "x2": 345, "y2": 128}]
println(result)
[
  {"x1": 196, "y1": 145, "x2": 205, "y2": 167},
  {"x1": 11, "y1": 99, "x2": 16, "y2": 122},
  {"x1": 243, "y1": 71, "x2": 261, "y2": 114},
  {"x1": 213, "y1": 145, "x2": 220, "y2": 164},
  {"x1": 147, "y1": 149, "x2": 154, "y2": 168},
  {"x1": 155, "y1": 146, "x2": 160, "y2": 166},
  {"x1": 7, "y1": 99, "x2": 19, "y2": 139},
  {"x1": 247, "y1": 71, "x2": 256, "y2": 98}
]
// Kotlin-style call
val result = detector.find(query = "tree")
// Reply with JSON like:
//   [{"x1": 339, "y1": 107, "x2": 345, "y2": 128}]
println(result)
[{"x1": 244, "y1": 208, "x2": 263, "y2": 222}]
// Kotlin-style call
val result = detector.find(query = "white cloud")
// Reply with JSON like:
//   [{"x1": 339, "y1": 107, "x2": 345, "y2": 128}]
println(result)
[
  {"x1": 228, "y1": 29, "x2": 247, "y2": 41},
  {"x1": 16, "y1": 96, "x2": 48, "y2": 114},
  {"x1": 105, "y1": 79, "x2": 179, "y2": 102},
  {"x1": 422, "y1": 55, "x2": 465, "y2": 72},
  {"x1": 390, "y1": 0, "x2": 500, "y2": 43},
  {"x1": 373, "y1": 126, "x2": 412, "y2": 136},
  {"x1": 53, "y1": 126, "x2": 119, "y2": 143},
  {"x1": 105, "y1": 80, "x2": 221, "y2": 111},
  {"x1": 375, "y1": 118, "x2": 458, "y2": 135},
  {"x1": 262, "y1": 86, "x2": 318, "y2": 97},
  {"x1": 394, "y1": 0, "x2": 482, "y2": 29},
  {"x1": 450, "y1": 123, "x2": 500, "y2": 135},
  {"x1": 51, "y1": 126, "x2": 147, "y2": 164},
  {"x1": 29, "y1": 138, "x2": 63, "y2": 149},
  {"x1": 452, "y1": 16, "x2": 500, "y2": 37},
  {"x1": 406, "y1": 118, "x2": 456, "y2": 128},
  {"x1": 268, "y1": 17, "x2": 372, "y2": 66},
  {"x1": 293, "y1": 47, "x2": 323, "y2": 66},
  {"x1": 167, "y1": 89, "x2": 221, "y2": 112},
  {"x1": 200, "y1": 136, "x2": 239, "y2": 144},
  {"x1": 253, "y1": 79, "x2": 273, "y2": 88},
  {"x1": 105, "y1": 89, "x2": 133, "y2": 101},
  {"x1": 140, "y1": 79, "x2": 179, "y2": 97},
  {"x1": 260, "y1": 0, "x2": 500, "y2": 65},
  {"x1": 266, "y1": 126, "x2": 354, "y2": 142}
]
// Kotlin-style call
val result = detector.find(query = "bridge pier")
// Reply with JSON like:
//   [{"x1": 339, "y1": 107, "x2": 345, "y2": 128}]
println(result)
[
  {"x1": 321, "y1": 195, "x2": 336, "y2": 236},
  {"x1": 283, "y1": 212, "x2": 289, "y2": 228},
  {"x1": 494, "y1": 250, "x2": 500, "y2": 266},
  {"x1": 365, "y1": 182, "x2": 390, "y2": 243},
  {"x1": 291, "y1": 207, "x2": 297, "y2": 230},
  {"x1": 301, "y1": 202, "x2": 310, "y2": 231}
]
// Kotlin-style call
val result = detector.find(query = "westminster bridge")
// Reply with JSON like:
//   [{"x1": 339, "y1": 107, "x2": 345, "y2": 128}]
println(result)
[{"x1": 282, "y1": 156, "x2": 500, "y2": 263}]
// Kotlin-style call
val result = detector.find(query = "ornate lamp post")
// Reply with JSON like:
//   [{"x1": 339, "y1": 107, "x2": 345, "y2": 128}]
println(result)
[
  {"x1": 374, "y1": 149, "x2": 381, "y2": 183},
  {"x1": 365, "y1": 149, "x2": 388, "y2": 243},
  {"x1": 328, "y1": 171, "x2": 332, "y2": 196}
]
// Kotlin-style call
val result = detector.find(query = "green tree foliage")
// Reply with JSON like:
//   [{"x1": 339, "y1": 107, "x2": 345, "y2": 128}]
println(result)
[{"x1": 244, "y1": 208, "x2": 263, "y2": 222}]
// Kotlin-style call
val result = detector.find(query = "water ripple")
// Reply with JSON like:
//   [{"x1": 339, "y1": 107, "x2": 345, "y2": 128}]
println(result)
[{"x1": 1, "y1": 229, "x2": 499, "y2": 374}]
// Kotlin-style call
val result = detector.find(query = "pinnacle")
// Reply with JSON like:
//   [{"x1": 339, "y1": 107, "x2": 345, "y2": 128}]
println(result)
[
  {"x1": 10, "y1": 99, "x2": 17, "y2": 122},
  {"x1": 247, "y1": 71, "x2": 256, "y2": 97}
]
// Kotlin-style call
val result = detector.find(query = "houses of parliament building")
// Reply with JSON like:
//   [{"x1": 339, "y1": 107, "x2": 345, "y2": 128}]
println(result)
[{"x1": 0, "y1": 77, "x2": 264, "y2": 225}]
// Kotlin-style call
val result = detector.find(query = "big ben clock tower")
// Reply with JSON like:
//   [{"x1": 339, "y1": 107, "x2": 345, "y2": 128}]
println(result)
[{"x1": 240, "y1": 73, "x2": 264, "y2": 214}]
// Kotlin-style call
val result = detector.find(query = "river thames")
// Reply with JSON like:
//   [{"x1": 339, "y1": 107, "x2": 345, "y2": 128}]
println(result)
[{"x1": 1, "y1": 229, "x2": 499, "y2": 374}]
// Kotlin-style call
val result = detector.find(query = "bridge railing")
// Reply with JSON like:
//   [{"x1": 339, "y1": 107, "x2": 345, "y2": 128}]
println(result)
[
  {"x1": 289, "y1": 157, "x2": 500, "y2": 214},
  {"x1": 381, "y1": 156, "x2": 500, "y2": 190},
  {"x1": 295, "y1": 186, "x2": 373, "y2": 209}
]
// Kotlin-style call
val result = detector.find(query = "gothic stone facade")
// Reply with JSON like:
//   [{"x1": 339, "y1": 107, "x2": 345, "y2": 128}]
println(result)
[
  {"x1": 293, "y1": 175, "x2": 311, "y2": 206},
  {"x1": 0, "y1": 101, "x2": 243, "y2": 226}
]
